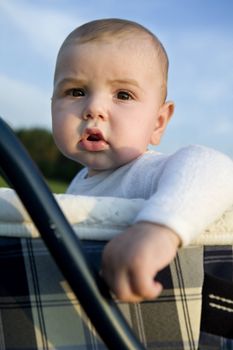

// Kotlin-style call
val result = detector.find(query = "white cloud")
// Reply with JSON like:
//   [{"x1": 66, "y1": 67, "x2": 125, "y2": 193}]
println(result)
[
  {"x1": 166, "y1": 28, "x2": 233, "y2": 83},
  {"x1": 210, "y1": 117, "x2": 233, "y2": 136},
  {"x1": 165, "y1": 29, "x2": 233, "y2": 130},
  {"x1": 0, "y1": 74, "x2": 51, "y2": 129},
  {"x1": 0, "y1": 1, "x2": 83, "y2": 62}
]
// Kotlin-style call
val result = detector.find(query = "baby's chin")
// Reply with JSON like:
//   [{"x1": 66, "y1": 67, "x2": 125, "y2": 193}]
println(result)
[
  {"x1": 87, "y1": 158, "x2": 143, "y2": 177},
  {"x1": 78, "y1": 148, "x2": 144, "y2": 176}
]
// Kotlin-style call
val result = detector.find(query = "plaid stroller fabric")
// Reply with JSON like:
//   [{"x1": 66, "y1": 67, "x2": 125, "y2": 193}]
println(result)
[{"x1": 0, "y1": 237, "x2": 232, "y2": 350}]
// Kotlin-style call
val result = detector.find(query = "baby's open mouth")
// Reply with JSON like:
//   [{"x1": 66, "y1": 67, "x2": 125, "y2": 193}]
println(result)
[
  {"x1": 87, "y1": 133, "x2": 103, "y2": 142},
  {"x1": 79, "y1": 128, "x2": 108, "y2": 151},
  {"x1": 83, "y1": 128, "x2": 106, "y2": 143}
]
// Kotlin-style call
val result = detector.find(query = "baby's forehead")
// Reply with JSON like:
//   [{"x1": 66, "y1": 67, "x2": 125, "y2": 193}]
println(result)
[
  {"x1": 55, "y1": 19, "x2": 168, "y2": 85},
  {"x1": 54, "y1": 32, "x2": 167, "y2": 99},
  {"x1": 59, "y1": 34, "x2": 162, "y2": 71},
  {"x1": 58, "y1": 40, "x2": 160, "y2": 83},
  {"x1": 64, "y1": 31, "x2": 157, "y2": 54},
  {"x1": 54, "y1": 21, "x2": 168, "y2": 101}
]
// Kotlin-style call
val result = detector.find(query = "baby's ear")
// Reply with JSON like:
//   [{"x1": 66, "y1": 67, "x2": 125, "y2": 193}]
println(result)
[{"x1": 150, "y1": 101, "x2": 174, "y2": 145}]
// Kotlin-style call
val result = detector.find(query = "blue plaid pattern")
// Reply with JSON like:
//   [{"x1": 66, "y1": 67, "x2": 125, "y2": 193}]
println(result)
[{"x1": 0, "y1": 237, "x2": 232, "y2": 349}]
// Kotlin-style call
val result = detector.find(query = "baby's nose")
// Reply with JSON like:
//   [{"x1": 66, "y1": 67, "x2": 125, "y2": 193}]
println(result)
[{"x1": 82, "y1": 96, "x2": 108, "y2": 121}]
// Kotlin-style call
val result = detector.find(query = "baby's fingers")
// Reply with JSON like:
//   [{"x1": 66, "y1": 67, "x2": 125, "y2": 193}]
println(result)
[
  {"x1": 101, "y1": 263, "x2": 162, "y2": 302},
  {"x1": 101, "y1": 264, "x2": 134, "y2": 301},
  {"x1": 128, "y1": 269, "x2": 163, "y2": 301}
]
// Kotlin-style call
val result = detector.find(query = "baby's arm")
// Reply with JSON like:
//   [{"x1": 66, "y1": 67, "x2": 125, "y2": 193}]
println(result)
[
  {"x1": 135, "y1": 145, "x2": 233, "y2": 245},
  {"x1": 102, "y1": 145, "x2": 233, "y2": 302},
  {"x1": 102, "y1": 222, "x2": 180, "y2": 302}
]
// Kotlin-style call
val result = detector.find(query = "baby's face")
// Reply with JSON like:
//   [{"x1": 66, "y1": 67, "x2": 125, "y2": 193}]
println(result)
[{"x1": 52, "y1": 38, "x2": 167, "y2": 176}]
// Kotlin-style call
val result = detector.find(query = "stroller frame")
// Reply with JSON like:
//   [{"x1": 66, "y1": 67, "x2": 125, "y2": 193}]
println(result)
[{"x1": 0, "y1": 117, "x2": 145, "y2": 350}]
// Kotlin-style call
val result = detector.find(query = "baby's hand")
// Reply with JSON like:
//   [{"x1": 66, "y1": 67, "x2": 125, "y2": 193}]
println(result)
[{"x1": 101, "y1": 222, "x2": 180, "y2": 302}]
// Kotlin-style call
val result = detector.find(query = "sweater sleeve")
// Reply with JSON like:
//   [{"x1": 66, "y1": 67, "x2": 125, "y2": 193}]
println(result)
[{"x1": 134, "y1": 145, "x2": 233, "y2": 246}]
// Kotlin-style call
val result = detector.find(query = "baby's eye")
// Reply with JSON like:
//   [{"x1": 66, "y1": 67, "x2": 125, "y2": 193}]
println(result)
[
  {"x1": 67, "y1": 88, "x2": 85, "y2": 97},
  {"x1": 116, "y1": 91, "x2": 133, "y2": 100}
]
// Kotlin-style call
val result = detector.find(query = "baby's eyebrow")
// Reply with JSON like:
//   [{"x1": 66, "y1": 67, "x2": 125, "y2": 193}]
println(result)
[
  {"x1": 54, "y1": 78, "x2": 86, "y2": 90},
  {"x1": 108, "y1": 79, "x2": 140, "y2": 88}
]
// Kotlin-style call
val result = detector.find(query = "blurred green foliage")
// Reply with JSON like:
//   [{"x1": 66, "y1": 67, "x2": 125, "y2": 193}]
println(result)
[
  {"x1": 0, "y1": 176, "x2": 68, "y2": 194},
  {"x1": 0, "y1": 177, "x2": 7, "y2": 187},
  {"x1": 14, "y1": 128, "x2": 82, "y2": 182}
]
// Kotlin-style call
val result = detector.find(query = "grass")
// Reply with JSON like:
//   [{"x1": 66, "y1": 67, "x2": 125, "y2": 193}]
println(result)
[
  {"x1": 46, "y1": 179, "x2": 69, "y2": 193},
  {"x1": 0, "y1": 176, "x2": 68, "y2": 194},
  {"x1": 0, "y1": 177, "x2": 7, "y2": 188}
]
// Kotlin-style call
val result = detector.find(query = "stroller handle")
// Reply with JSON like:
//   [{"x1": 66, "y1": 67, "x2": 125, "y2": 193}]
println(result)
[{"x1": 0, "y1": 117, "x2": 146, "y2": 350}]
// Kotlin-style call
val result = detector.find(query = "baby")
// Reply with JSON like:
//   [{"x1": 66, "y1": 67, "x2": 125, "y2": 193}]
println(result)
[{"x1": 51, "y1": 18, "x2": 233, "y2": 302}]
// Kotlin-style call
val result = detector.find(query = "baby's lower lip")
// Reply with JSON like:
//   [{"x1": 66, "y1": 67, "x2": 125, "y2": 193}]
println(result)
[{"x1": 79, "y1": 139, "x2": 109, "y2": 151}]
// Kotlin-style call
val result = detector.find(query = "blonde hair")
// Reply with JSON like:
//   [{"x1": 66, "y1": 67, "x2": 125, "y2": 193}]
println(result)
[{"x1": 55, "y1": 18, "x2": 169, "y2": 100}]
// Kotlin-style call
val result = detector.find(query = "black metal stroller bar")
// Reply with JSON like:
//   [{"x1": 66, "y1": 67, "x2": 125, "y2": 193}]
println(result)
[{"x1": 0, "y1": 117, "x2": 146, "y2": 350}]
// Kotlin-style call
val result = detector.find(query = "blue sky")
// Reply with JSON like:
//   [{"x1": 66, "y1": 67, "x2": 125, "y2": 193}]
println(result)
[{"x1": 1, "y1": 0, "x2": 233, "y2": 157}]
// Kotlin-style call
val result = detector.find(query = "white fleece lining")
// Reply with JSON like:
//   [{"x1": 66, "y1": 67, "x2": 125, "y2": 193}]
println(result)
[{"x1": 0, "y1": 188, "x2": 232, "y2": 245}]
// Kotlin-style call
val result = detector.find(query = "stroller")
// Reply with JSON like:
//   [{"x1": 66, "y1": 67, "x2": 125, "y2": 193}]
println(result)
[{"x1": 0, "y1": 117, "x2": 233, "y2": 350}]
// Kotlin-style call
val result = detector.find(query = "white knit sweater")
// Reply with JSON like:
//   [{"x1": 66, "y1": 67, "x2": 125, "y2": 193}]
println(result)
[{"x1": 67, "y1": 145, "x2": 233, "y2": 245}]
